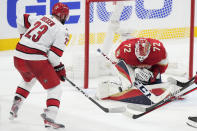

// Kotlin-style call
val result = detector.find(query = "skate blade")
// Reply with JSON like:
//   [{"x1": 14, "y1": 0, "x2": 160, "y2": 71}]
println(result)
[
  {"x1": 45, "y1": 126, "x2": 65, "y2": 131},
  {"x1": 9, "y1": 112, "x2": 17, "y2": 120},
  {"x1": 9, "y1": 115, "x2": 16, "y2": 120},
  {"x1": 186, "y1": 121, "x2": 197, "y2": 128}
]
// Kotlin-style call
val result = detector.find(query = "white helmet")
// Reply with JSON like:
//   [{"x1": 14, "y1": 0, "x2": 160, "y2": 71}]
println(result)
[{"x1": 135, "y1": 38, "x2": 151, "y2": 62}]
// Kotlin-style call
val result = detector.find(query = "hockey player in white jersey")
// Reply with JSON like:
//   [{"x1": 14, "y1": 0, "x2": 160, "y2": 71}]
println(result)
[{"x1": 9, "y1": 2, "x2": 69, "y2": 129}]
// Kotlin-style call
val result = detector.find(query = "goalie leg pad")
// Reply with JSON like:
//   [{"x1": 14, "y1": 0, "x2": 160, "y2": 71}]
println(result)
[
  {"x1": 96, "y1": 81, "x2": 122, "y2": 99},
  {"x1": 106, "y1": 88, "x2": 165, "y2": 105}
]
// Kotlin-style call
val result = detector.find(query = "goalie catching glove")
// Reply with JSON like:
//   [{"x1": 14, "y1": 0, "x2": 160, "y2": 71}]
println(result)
[
  {"x1": 54, "y1": 62, "x2": 66, "y2": 81},
  {"x1": 96, "y1": 81, "x2": 132, "y2": 99},
  {"x1": 134, "y1": 68, "x2": 160, "y2": 85}
]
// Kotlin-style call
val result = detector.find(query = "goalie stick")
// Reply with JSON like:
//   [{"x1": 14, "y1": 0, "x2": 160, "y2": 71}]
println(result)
[
  {"x1": 97, "y1": 48, "x2": 170, "y2": 104},
  {"x1": 65, "y1": 77, "x2": 126, "y2": 113},
  {"x1": 168, "y1": 76, "x2": 196, "y2": 88},
  {"x1": 126, "y1": 76, "x2": 196, "y2": 119}
]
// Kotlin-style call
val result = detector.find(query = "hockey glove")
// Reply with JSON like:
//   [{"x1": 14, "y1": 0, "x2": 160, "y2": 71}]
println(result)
[
  {"x1": 149, "y1": 67, "x2": 161, "y2": 84},
  {"x1": 134, "y1": 68, "x2": 154, "y2": 85},
  {"x1": 54, "y1": 63, "x2": 66, "y2": 82},
  {"x1": 20, "y1": 34, "x2": 24, "y2": 39}
]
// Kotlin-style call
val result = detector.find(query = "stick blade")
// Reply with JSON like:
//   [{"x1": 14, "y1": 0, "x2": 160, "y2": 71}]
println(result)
[
  {"x1": 127, "y1": 104, "x2": 146, "y2": 112},
  {"x1": 108, "y1": 106, "x2": 126, "y2": 113}
]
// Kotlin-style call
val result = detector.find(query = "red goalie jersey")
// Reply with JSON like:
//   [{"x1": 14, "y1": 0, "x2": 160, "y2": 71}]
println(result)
[{"x1": 115, "y1": 37, "x2": 168, "y2": 83}]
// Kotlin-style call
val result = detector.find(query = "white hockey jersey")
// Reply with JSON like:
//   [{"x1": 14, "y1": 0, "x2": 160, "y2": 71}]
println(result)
[{"x1": 15, "y1": 14, "x2": 69, "y2": 67}]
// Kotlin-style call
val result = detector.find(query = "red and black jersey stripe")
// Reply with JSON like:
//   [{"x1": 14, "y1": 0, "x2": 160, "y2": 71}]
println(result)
[
  {"x1": 16, "y1": 43, "x2": 47, "y2": 57},
  {"x1": 24, "y1": 14, "x2": 31, "y2": 29},
  {"x1": 46, "y1": 98, "x2": 60, "y2": 108},
  {"x1": 16, "y1": 86, "x2": 30, "y2": 98},
  {"x1": 50, "y1": 46, "x2": 63, "y2": 57}
]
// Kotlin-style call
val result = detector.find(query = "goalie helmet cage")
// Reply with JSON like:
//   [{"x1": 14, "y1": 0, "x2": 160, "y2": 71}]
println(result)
[{"x1": 84, "y1": 0, "x2": 195, "y2": 89}]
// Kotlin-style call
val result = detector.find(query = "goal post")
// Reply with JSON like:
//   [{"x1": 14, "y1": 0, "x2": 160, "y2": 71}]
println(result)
[
  {"x1": 189, "y1": 0, "x2": 195, "y2": 79},
  {"x1": 84, "y1": 0, "x2": 195, "y2": 89}
]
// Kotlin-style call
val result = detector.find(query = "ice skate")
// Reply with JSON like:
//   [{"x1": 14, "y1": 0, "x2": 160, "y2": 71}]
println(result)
[
  {"x1": 40, "y1": 109, "x2": 65, "y2": 129},
  {"x1": 187, "y1": 116, "x2": 197, "y2": 128},
  {"x1": 9, "y1": 96, "x2": 22, "y2": 120}
]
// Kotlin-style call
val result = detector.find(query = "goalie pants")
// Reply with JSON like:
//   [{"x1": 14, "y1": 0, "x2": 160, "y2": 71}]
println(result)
[{"x1": 14, "y1": 56, "x2": 60, "y2": 89}]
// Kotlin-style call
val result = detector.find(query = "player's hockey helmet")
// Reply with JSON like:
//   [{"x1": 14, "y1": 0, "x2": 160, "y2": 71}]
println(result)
[
  {"x1": 135, "y1": 38, "x2": 151, "y2": 62},
  {"x1": 52, "y1": 2, "x2": 69, "y2": 24}
]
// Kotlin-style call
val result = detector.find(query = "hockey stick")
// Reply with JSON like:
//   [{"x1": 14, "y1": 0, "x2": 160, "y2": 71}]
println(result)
[
  {"x1": 127, "y1": 76, "x2": 196, "y2": 119},
  {"x1": 97, "y1": 48, "x2": 169, "y2": 103},
  {"x1": 168, "y1": 76, "x2": 195, "y2": 88},
  {"x1": 97, "y1": 48, "x2": 117, "y2": 64},
  {"x1": 65, "y1": 77, "x2": 126, "y2": 113}
]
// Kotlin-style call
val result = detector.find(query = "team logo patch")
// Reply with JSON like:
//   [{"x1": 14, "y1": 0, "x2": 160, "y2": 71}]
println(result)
[{"x1": 44, "y1": 79, "x2": 48, "y2": 83}]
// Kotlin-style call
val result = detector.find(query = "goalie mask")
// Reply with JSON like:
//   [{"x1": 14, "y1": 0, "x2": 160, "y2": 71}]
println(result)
[{"x1": 135, "y1": 39, "x2": 151, "y2": 62}]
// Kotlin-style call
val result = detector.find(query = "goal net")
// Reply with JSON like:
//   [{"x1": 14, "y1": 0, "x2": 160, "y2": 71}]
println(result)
[{"x1": 63, "y1": 0, "x2": 195, "y2": 88}]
